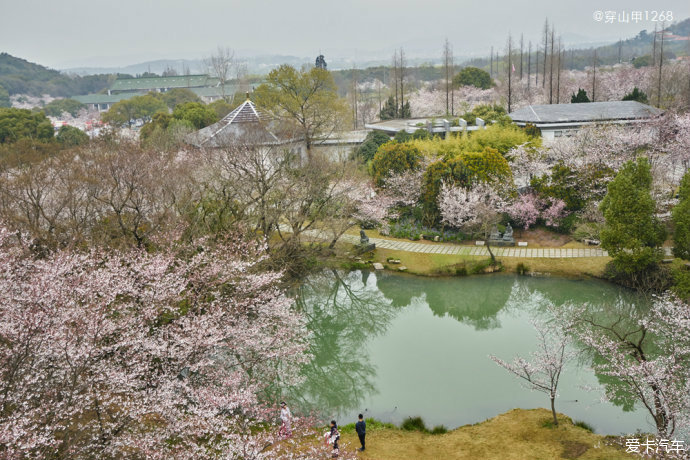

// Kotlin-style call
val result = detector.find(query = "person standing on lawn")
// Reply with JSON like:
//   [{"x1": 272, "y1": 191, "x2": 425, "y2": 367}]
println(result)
[
  {"x1": 279, "y1": 401, "x2": 292, "y2": 437},
  {"x1": 355, "y1": 414, "x2": 366, "y2": 452},
  {"x1": 329, "y1": 420, "x2": 340, "y2": 458}
]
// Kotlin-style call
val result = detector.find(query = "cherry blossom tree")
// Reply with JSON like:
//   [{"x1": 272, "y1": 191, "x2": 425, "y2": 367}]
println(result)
[
  {"x1": 0, "y1": 226, "x2": 318, "y2": 459},
  {"x1": 507, "y1": 193, "x2": 542, "y2": 230},
  {"x1": 490, "y1": 319, "x2": 575, "y2": 426},
  {"x1": 554, "y1": 294, "x2": 690, "y2": 441},
  {"x1": 438, "y1": 182, "x2": 507, "y2": 263}
]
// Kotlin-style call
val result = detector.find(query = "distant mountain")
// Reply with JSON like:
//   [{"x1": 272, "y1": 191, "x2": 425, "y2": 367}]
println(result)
[{"x1": 0, "y1": 53, "x2": 112, "y2": 97}]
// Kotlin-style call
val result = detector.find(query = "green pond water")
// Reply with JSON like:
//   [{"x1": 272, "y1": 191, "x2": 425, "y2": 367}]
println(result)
[{"x1": 290, "y1": 270, "x2": 652, "y2": 436}]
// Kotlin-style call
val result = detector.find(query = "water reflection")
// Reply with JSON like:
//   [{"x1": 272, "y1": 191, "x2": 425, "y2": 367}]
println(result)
[
  {"x1": 290, "y1": 270, "x2": 399, "y2": 414},
  {"x1": 292, "y1": 271, "x2": 650, "y2": 433}
]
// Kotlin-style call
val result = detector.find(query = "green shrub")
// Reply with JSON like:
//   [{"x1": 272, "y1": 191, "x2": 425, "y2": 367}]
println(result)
[
  {"x1": 430, "y1": 425, "x2": 448, "y2": 435},
  {"x1": 370, "y1": 142, "x2": 422, "y2": 186},
  {"x1": 671, "y1": 262, "x2": 690, "y2": 301},
  {"x1": 401, "y1": 416, "x2": 428, "y2": 432},
  {"x1": 573, "y1": 420, "x2": 595, "y2": 433},
  {"x1": 516, "y1": 262, "x2": 530, "y2": 275}
]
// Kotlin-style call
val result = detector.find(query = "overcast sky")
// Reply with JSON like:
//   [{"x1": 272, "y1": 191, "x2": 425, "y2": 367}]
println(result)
[{"x1": 2, "y1": 0, "x2": 689, "y2": 69}]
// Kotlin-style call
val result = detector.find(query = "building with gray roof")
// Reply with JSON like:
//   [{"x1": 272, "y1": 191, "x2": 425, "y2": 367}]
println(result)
[{"x1": 508, "y1": 101, "x2": 663, "y2": 141}]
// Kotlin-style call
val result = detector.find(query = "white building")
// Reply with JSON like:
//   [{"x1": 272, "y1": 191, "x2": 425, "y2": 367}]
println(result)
[{"x1": 508, "y1": 101, "x2": 663, "y2": 141}]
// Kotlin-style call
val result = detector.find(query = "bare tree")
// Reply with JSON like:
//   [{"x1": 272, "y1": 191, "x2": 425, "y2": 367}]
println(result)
[
  {"x1": 592, "y1": 48, "x2": 597, "y2": 102},
  {"x1": 506, "y1": 34, "x2": 514, "y2": 113},
  {"x1": 549, "y1": 25, "x2": 555, "y2": 104},
  {"x1": 519, "y1": 33, "x2": 524, "y2": 81},
  {"x1": 658, "y1": 21, "x2": 665, "y2": 107},
  {"x1": 535, "y1": 41, "x2": 539, "y2": 87},
  {"x1": 542, "y1": 18, "x2": 549, "y2": 88},
  {"x1": 443, "y1": 38, "x2": 453, "y2": 115},
  {"x1": 399, "y1": 47, "x2": 406, "y2": 117},
  {"x1": 527, "y1": 41, "x2": 532, "y2": 91},
  {"x1": 205, "y1": 46, "x2": 235, "y2": 102},
  {"x1": 490, "y1": 319, "x2": 574, "y2": 427}
]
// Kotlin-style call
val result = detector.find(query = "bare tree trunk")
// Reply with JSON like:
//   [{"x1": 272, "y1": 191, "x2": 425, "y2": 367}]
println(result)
[
  {"x1": 549, "y1": 27, "x2": 555, "y2": 104},
  {"x1": 443, "y1": 38, "x2": 452, "y2": 114},
  {"x1": 551, "y1": 395, "x2": 558, "y2": 426},
  {"x1": 592, "y1": 48, "x2": 597, "y2": 102},
  {"x1": 658, "y1": 22, "x2": 665, "y2": 107},
  {"x1": 399, "y1": 47, "x2": 406, "y2": 117},
  {"x1": 507, "y1": 34, "x2": 513, "y2": 113},
  {"x1": 528, "y1": 41, "x2": 532, "y2": 92},
  {"x1": 556, "y1": 40, "x2": 562, "y2": 104},
  {"x1": 535, "y1": 46, "x2": 539, "y2": 87},
  {"x1": 519, "y1": 33, "x2": 524, "y2": 81},
  {"x1": 490, "y1": 46, "x2": 494, "y2": 78},
  {"x1": 542, "y1": 18, "x2": 549, "y2": 88}
]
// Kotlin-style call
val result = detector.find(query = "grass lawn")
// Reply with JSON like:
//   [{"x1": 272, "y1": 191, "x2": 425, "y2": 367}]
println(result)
[
  {"x1": 292, "y1": 408, "x2": 635, "y2": 459},
  {"x1": 365, "y1": 248, "x2": 609, "y2": 279}
]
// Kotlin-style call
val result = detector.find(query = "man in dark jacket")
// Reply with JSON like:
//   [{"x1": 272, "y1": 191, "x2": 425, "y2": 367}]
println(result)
[{"x1": 355, "y1": 414, "x2": 366, "y2": 452}]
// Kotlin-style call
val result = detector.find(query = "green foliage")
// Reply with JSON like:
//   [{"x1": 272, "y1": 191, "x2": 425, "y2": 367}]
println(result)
[
  {"x1": 531, "y1": 163, "x2": 611, "y2": 212},
  {"x1": 56, "y1": 125, "x2": 88, "y2": 146},
  {"x1": 139, "y1": 112, "x2": 194, "y2": 149},
  {"x1": 516, "y1": 262, "x2": 530, "y2": 275},
  {"x1": 412, "y1": 124, "x2": 538, "y2": 158},
  {"x1": 673, "y1": 171, "x2": 690, "y2": 260},
  {"x1": 572, "y1": 222, "x2": 603, "y2": 242},
  {"x1": 632, "y1": 54, "x2": 652, "y2": 68},
  {"x1": 622, "y1": 87, "x2": 648, "y2": 104},
  {"x1": 0, "y1": 52, "x2": 112, "y2": 97},
  {"x1": 101, "y1": 94, "x2": 168, "y2": 127},
  {"x1": 600, "y1": 158, "x2": 666, "y2": 274},
  {"x1": 523, "y1": 123, "x2": 541, "y2": 138},
  {"x1": 380, "y1": 96, "x2": 411, "y2": 120},
  {"x1": 573, "y1": 420, "x2": 595, "y2": 433},
  {"x1": 393, "y1": 130, "x2": 412, "y2": 143},
  {"x1": 208, "y1": 99, "x2": 234, "y2": 119},
  {"x1": 570, "y1": 88, "x2": 590, "y2": 103},
  {"x1": 671, "y1": 261, "x2": 690, "y2": 301},
  {"x1": 412, "y1": 128, "x2": 430, "y2": 140},
  {"x1": 155, "y1": 88, "x2": 201, "y2": 109},
  {"x1": 171, "y1": 102, "x2": 218, "y2": 129},
  {"x1": 401, "y1": 416, "x2": 428, "y2": 432},
  {"x1": 430, "y1": 425, "x2": 448, "y2": 435},
  {"x1": 370, "y1": 141, "x2": 422, "y2": 186},
  {"x1": 420, "y1": 147, "x2": 511, "y2": 224},
  {"x1": 0, "y1": 84, "x2": 9, "y2": 108},
  {"x1": 460, "y1": 104, "x2": 510, "y2": 126},
  {"x1": 453, "y1": 66, "x2": 492, "y2": 89},
  {"x1": 356, "y1": 130, "x2": 390, "y2": 162},
  {"x1": 0, "y1": 107, "x2": 53, "y2": 143},
  {"x1": 42, "y1": 98, "x2": 85, "y2": 117},
  {"x1": 339, "y1": 418, "x2": 397, "y2": 434},
  {"x1": 254, "y1": 65, "x2": 348, "y2": 148}
]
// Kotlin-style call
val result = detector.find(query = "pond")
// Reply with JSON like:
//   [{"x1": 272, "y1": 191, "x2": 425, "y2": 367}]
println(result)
[{"x1": 290, "y1": 270, "x2": 653, "y2": 436}]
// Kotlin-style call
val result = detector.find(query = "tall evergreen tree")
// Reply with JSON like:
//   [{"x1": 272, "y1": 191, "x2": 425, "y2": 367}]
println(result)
[
  {"x1": 600, "y1": 158, "x2": 666, "y2": 274},
  {"x1": 673, "y1": 171, "x2": 690, "y2": 260}
]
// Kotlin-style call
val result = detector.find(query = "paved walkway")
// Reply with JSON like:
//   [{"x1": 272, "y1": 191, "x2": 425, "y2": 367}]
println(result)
[
  {"x1": 338, "y1": 234, "x2": 608, "y2": 258},
  {"x1": 288, "y1": 226, "x2": 673, "y2": 258}
]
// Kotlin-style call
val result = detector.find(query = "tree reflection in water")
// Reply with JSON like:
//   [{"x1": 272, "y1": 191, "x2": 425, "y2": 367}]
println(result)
[
  {"x1": 291, "y1": 270, "x2": 648, "y2": 424},
  {"x1": 289, "y1": 269, "x2": 399, "y2": 416}
]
